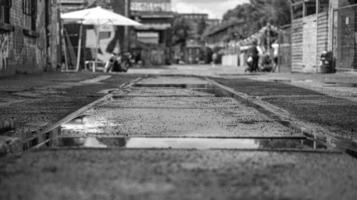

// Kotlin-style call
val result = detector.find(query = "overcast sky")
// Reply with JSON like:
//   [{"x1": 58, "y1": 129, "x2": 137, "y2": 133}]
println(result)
[{"x1": 172, "y1": 0, "x2": 249, "y2": 19}]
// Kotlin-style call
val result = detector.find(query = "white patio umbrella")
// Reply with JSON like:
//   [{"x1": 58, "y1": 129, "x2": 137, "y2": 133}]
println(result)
[{"x1": 61, "y1": 6, "x2": 141, "y2": 71}]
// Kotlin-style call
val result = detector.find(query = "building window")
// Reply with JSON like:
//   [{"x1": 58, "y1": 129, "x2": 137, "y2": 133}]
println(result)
[
  {"x1": 292, "y1": 3, "x2": 303, "y2": 19},
  {"x1": 318, "y1": 0, "x2": 329, "y2": 13},
  {"x1": 22, "y1": 0, "x2": 36, "y2": 15},
  {"x1": 0, "y1": 0, "x2": 11, "y2": 24},
  {"x1": 305, "y1": 0, "x2": 317, "y2": 16},
  {"x1": 22, "y1": 0, "x2": 37, "y2": 31}
]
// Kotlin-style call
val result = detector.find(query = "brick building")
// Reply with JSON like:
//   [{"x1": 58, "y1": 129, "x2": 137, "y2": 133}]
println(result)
[
  {"x1": 0, "y1": 0, "x2": 60, "y2": 76},
  {"x1": 59, "y1": 0, "x2": 88, "y2": 12},
  {"x1": 177, "y1": 13, "x2": 208, "y2": 40},
  {"x1": 171, "y1": 13, "x2": 217, "y2": 64},
  {"x1": 130, "y1": 0, "x2": 174, "y2": 65},
  {"x1": 206, "y1": 19, "x2": 220, "y2": 28}
]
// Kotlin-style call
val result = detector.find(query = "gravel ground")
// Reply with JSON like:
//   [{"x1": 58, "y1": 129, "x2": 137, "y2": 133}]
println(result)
[
  {"x1": 138, "y1": 76, "x2": 208, "y2": 85},
  {"x1": 60, "y1": 86, "x2": 297, "y2": 137},
  {"x1": 62, "y1": 107, "x2": 295, "y2": 137},
  {"x1": 0, "y1": 150, "x2": 356, "y2": 200},
  {"x1": 105, "y1": 96, "x2": 251, "y2": 108},
  {"x1": 122, "y1": 87, "x2": 214, "y2": 97}
]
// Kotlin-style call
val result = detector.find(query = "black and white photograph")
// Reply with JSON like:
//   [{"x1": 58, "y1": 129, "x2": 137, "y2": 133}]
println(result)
[{"x1": 0, "y1": 0, "x2": 357, "y2": 199}]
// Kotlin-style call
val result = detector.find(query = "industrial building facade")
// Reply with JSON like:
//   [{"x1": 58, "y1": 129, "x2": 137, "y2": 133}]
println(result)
[
  {"x1": 0, "y1": 0, "x2": 60, "y2": 76},
  {"x1": 290, "y1": 0, "x2": 357, "y2": 72},
  {"x1": 333, "y1": 1, "x2": 357, "y2": 71}
]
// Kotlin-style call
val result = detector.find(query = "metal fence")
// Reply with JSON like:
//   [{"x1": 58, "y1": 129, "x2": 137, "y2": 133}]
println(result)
[{"x1": 333, "y1": 4, "x2": 357, "y2": 71}]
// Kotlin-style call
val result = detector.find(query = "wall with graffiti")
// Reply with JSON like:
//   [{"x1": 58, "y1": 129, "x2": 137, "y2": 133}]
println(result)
[
  {"x1": 0, "y1": 0, "x2": 60, "y2": 76},
  {"x1": 0, "y1": 33, "x2": 10, "y2": 72},
  {"x1": 85, "y1": 25, "x2": 120, "y2": 62}
]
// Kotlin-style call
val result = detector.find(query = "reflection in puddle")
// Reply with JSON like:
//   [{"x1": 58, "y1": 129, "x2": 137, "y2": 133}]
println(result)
[
  {"x1": 60, "y1": 137, "x2": 127, "y2": 148},
  {"x1": 134, "y1": 83, "x2": 209, "y2": 89},
  {"x1": 54, "y1": 137, "x2": 328, "y2": 150},
  {"x1": 132, "y1": 83, "x2": 231, "y2": 98},
  {"x1": 323, "y1": 82, "x2": 357, "y2": 88},
  {"x1": 272, "y1": 79, "x2": 292, "y2": 83},
  {"x1": 61, "y1": 114, "x2": 115, "y2": 135},
  {"x1": 192, "y1": 85, "x2": 233, "y2": 97}
]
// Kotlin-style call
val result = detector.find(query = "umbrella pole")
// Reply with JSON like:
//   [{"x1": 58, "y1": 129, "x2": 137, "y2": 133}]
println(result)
[
  {"x1": 76, "y1": 23, "x2": 83, "y2": 72},
  {"x1": 94, "y1": 25, "x2": 99, "y2": 72}
]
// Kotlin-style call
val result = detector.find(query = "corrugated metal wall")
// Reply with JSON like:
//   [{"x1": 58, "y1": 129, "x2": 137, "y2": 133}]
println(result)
[
  {"x1": 291, "y1": 18, "x2": 303, "y2": 72},
  {"x1": 334, "y1": 4, "x2": 357, "y2": 70},
  {"x1": 302, "y1": 15, "x2": 318, "y2": 70},
  {"x1": 291, "y1": 12, "x2": 329, "y2": 72},
  {"x1": 317, "y1": 12, "x2": 329, "y2": 64}
]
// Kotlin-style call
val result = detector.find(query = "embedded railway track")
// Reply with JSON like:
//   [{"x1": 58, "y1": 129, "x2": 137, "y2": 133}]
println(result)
[
  {"x1": 15, "y1": 75, "x2": 356, "y2": 158},
  {"x1": 2, "y1": 75, "x2": 357, "y2": 200}
]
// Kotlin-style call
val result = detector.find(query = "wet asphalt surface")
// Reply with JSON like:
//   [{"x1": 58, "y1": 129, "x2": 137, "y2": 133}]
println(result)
[
  {"x1": 214, "y1": 78, "x2": 357, "y2": 141},
  {"x1": 1, "y1": 75, "x2": 357, "y2": 200},
  {"x1": 0, "y1": 73, "x2": 142, "y2": 138}
]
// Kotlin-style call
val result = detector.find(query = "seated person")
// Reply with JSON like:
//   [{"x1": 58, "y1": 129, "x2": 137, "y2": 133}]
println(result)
[{"x1": 105, "y1": 54, "x2": 120, "y2": 72}]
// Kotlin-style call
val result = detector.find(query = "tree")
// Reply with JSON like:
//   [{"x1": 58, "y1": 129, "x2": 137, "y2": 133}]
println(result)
[
  {"x1": 222, "y1": 0, "x2": 291, "y2": 38},
  {"x1": 171, "y1": 17, "x2": 192, "y2": 46}
]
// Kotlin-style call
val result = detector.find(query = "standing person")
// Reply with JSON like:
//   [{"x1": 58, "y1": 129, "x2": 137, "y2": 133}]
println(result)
[
  {"x1": 273, "y1": 43, "x2": 279, "y2": 72},
  {"x1": 250, "y1": 41, "x2": 259, "y2": 72},
  {"x1": 212, "y1": 52, "x2": 217, "y2": 66}
]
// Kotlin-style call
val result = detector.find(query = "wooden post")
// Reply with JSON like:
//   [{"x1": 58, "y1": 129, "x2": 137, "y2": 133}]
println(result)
[
  {"x1": 76, "y1": 23, "x2": 83, "y2": 71},
  {"x1": 61, "y1": 27, "x2": 69, "y2": 71}
]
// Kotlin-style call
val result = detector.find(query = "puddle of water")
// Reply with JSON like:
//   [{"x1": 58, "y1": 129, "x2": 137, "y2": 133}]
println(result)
[
  {"x1": 323, "y1": 82, "x2": 357, "y2": 88},
  {"x1": 272, "y1": 79, "x2": 292, "y2": 83},
  {"x1": 52, "y1": 136, "x2": 328, "y2": 150},
  {"x1": 132, "y1": 81, "x2": 236, "y2": 98},
  {"x1": 192, "y1": 85, "x2": 234, "y2": 97},
  {"x1": 134, "y1": 83, "x2": 209, "y2": 89}
]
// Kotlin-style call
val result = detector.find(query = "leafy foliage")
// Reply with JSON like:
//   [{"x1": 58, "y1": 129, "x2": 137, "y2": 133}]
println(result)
[
  {"x1": 197, "y1": 18, "x2": 207, "y2": 36},
  {"x1": 171, "y1": 17, "x2": 192, "y2": 46},
  {"x1": 222, "y1": 0, "x2": 291, "y2": 39}
]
